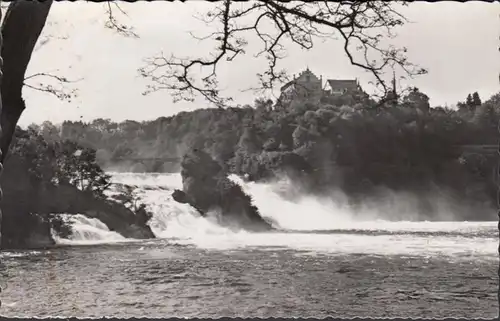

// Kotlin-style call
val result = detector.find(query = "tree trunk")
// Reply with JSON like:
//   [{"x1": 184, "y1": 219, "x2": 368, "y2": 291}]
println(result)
[
  {"x1": 0, "y1": 0, "x2": 53, "y2": 248},
  {"x1": 0, "y1": 0, "x2": 53, "y2": 163},
  {"x1": 0, "y1": 3, "x2": 3, "y2": 248}
]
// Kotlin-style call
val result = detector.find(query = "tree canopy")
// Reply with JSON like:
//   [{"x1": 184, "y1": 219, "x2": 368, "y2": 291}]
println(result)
[{"x1": 43, "y1": 87, "x2": 500, "y2": 221}]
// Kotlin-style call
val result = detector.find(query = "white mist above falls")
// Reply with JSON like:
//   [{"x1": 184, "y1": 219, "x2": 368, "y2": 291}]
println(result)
[{"x1": 54, "y1": 172, "x2": 497, "y2": 261}]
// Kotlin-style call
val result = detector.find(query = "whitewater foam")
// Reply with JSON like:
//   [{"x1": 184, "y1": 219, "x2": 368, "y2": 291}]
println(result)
[
  {"x1": 52, "y1": 172, "x2": 496, "y2": 260},
  {"x1": 53, "y1": 214, "x2": 128, "y2": 245},
  {"x1": 228, "y1": 175, "x2": 495, "y2": 232}
]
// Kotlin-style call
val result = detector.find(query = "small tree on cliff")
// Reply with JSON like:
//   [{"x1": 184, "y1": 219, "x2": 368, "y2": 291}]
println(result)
[
  {"x1": 111, "y1": 184, "x2": 152, "y2": 224},
  {"x1": 113, "y1": 184, "x2": 140, "y2": 210},
  {"x1": 57, "y1": 144, "x2": 112, "y2": 197},
  {"x1": 9, "y1": 127, "x2": 57, "y2": 184}
]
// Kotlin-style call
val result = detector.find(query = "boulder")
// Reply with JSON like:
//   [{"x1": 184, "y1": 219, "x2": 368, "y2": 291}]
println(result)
[{"x1": 172, "y1": 148, "x2": 272, "y2": 232}]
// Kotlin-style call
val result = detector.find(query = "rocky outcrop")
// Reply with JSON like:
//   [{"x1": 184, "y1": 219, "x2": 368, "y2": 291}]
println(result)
[
  {"x1": 0, "y1": 154, "x2": 155, "y2": 249},
  {"x1": 172, "y1": 148, "x2": 272, "y2": 232},
  {"x1": 78, "y1": 195, "x2": 155, "y2": 240},
  {"x1": 1, "y1": 213, "x2": 56, "y2": 250}
]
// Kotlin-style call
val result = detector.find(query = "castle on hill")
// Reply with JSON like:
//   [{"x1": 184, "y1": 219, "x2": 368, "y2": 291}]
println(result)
[{"x1": 278, "y1": 67, "x2": 364, "y2": 103}]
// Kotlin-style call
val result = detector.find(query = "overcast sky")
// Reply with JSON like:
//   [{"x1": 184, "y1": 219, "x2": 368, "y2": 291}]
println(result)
[{"x1": 19, "y1": 1, "x2": 500, "y2": 126}]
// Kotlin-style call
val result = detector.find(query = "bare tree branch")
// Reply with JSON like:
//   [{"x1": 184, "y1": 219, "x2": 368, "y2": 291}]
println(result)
[
  {"x1": 23, "y1": 71, "x2": 82, "y2": 102},
  {"x1": 139, "y1": 0, "x2": 427, "y2": 107},
  {"x1": 34, "y1": 21, "x2": 69, "y2": 52},
  {"x1": 139, "y1": 0, "x2": 238, "y2": 108},
  {"x1": 103, "y1": 1, "x2": 139, "y2": 38},
  {"x1": 16, "y1": 1, "x2": 136, "y2": 104},
  {"x1": 21, "y1": 1, "x2": 135, "y2": 103}
]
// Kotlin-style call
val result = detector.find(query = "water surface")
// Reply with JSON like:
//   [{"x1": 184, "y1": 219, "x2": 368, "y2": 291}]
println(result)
[{"x1": 0, "y1": 173, "x2": 496, "y2": 318}]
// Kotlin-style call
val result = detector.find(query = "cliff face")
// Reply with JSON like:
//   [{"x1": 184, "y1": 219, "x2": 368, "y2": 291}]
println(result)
[
  {"x1": 172, "y1": 148, "x2": 272, "y2": 232},
  {"x1": 0, "y1": 155, "x2": 155, "y2": 250}
]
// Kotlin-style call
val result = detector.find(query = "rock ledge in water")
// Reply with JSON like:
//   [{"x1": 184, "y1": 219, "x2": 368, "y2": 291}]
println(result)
[
  {"x1": 0, "y1": 157, "x2": 156, "y2": 250},
  {"x1": 172, "y1": 148, "x2": 272, "y2": 232}
]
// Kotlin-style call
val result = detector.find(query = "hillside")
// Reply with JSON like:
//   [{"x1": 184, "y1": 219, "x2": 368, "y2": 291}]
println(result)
[{"x1": 34, "y1": 89, "x2": 500, "y2": 221}]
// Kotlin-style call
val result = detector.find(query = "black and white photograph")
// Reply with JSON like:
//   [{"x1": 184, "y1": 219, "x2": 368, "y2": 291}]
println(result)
[{"x1": 0, "y1": 0, "x2": 498, "y2": 318}]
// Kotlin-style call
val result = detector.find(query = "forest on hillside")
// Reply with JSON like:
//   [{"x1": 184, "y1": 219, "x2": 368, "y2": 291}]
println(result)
[{"x1": 28, "y1": 88, "x2": 500, "y2": 221}]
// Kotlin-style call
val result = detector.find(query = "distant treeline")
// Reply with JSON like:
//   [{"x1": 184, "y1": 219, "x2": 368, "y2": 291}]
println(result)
[{"x1": 30, "y1": 88, "x2": 500, "y2": 220}]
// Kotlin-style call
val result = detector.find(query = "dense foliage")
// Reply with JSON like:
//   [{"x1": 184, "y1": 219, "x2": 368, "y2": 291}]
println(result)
[
  {"x1": 1, "y1": 126, "x2": 152, "y2": 248},
  {"x1": 40, "y1": 88, "x2": 500, "y2": 220},
  {"x1": 11, "y1": 127, "x2": 112, "y2": 196}
]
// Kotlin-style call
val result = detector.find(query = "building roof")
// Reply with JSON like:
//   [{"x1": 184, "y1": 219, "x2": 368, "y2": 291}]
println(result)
[
  {"x1": 327, "y1": 79, "x2": 358, "y2": 90},
  {"x1": 280, "y1": 68, "x2": 321, "y2": 92}
]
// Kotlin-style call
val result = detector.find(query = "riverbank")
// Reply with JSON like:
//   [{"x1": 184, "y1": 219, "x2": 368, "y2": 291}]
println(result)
[{"x1": 0, "y1": 128, "x2": 155, "y2": 250}]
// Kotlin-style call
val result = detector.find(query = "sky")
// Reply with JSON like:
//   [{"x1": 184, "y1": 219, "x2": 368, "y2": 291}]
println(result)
[{"x1": 18, "y1": 1, "x2": 500, "y2": 126}]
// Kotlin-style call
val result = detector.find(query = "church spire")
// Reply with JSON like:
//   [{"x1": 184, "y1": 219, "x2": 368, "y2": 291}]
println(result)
[
  {"x1": 384, "y1": 70, "x2": 398, "y2": 105},
  {"x1": 392, "y1": 70, "x2": 397, "y2": 96},
  {"x1": 391, "y1": 70, "x2": 398, "y2": 103}
]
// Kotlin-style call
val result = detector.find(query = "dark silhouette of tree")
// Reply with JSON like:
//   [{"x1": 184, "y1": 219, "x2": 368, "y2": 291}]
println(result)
[
  {"x1": 466, "y1": 93, "x2": 473, "y2": 107},
  {"x1": 0, "y1": 0, "x2": 53, "y2": 164},
  {"x1": 472, "y1": 91, "x2": 482, "y2": 107},
  {"x1": 0, "y1": 0, "x2": 53, "y2": 247},
  {"x1": 459, "y1": 92, "x2": 481, "y2": 116},
  {"x1": 402, "y1": 87, "x2": 430, "y2": 113}
]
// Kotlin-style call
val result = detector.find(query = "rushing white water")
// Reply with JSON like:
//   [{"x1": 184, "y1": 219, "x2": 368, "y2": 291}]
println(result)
[
  {"x1": 53, "y1": 214, "x2": 127, "y2": 245},
  {"x1": 108, "y1": 172, "x2": 232, "y2": 238},
  {"x1": 228, "y1": 174, "x2": 495, "y2": 233},
  {"x1": 55, "y1": 172, "x2": 497, "y2": 260}
]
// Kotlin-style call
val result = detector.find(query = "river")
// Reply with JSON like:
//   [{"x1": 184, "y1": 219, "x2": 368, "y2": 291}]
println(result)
[{"x1": 0, "y1": 172, "x2": 497, "y2": 318}]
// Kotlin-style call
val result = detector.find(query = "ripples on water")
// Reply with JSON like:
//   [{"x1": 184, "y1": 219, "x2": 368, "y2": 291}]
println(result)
[{"x1": 0, "y1": 172, "x2": 497, "y2": 318}]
